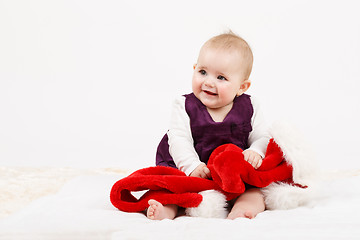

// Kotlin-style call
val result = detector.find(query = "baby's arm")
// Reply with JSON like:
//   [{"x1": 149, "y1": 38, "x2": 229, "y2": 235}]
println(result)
[
  {"x1": 167, "y1": 96, "x2": 203, "y2": 176},
  {"x1": 246, "y1": 97, "x2": 271, "y2": 169}
]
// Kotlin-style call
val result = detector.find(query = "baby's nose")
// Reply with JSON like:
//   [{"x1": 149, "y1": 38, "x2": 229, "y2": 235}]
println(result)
[{"x1": 204, "y1": 77, "x2": 215, "y2": 87}]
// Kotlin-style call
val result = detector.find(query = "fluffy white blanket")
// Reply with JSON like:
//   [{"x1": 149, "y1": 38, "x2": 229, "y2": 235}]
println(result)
[{"x1": 0, "y1": 168, "x2": 359, "y2": 240}]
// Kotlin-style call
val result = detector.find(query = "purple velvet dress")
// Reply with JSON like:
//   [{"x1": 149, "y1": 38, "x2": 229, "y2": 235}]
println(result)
[{"x1": 156, "y1": 93, "x2": 254, "y2": 168}]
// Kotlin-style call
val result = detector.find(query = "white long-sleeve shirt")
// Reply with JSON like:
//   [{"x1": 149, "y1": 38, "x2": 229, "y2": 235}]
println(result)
[{"x1": 167, "y1": 95, "x2": 271, "y2": 176}]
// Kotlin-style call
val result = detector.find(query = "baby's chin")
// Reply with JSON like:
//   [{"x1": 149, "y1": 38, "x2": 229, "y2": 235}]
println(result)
[
  {"x1": 203, "y1": 99, "x2": 235, "y2": 112},
  {"x1": 199, "y1": 97, "x2": 222, "y2": 109}
]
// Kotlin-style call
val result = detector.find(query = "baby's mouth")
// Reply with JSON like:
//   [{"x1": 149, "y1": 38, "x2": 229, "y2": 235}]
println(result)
[{"x1": 203, "y1": 90, "x2": 218, "y2": 96}]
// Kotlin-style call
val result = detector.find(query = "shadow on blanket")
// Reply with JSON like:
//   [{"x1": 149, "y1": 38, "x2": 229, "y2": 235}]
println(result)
[{"x1": 110, "y1": 139, "x2": 300, "y2": 213}]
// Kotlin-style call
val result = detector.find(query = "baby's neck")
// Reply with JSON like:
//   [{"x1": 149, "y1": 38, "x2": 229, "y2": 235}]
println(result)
[{"x1": 206, "y1": 102, "x2": 233, "y2": 122}]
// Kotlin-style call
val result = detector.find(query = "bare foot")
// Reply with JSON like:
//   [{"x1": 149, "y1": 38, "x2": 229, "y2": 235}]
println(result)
[
  {"x1": 146, "y1": 200, "x2": 177, "y2": 220},
  {"x1": 226, "y1": 188, "x2": 265, "y2": 220}
]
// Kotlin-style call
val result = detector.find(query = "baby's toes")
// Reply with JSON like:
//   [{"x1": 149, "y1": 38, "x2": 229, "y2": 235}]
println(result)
[
  {"x1": 148, "y1": 200, "x2": 159, "y2": 209},
  {"x1": 244, "y1": 211, "x2": 255, "y2": 219}
]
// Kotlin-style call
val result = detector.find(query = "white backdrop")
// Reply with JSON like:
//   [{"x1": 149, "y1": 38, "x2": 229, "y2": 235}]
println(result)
[{"x1": 1, "y1": 0, "x2": 359, "y2": 171}]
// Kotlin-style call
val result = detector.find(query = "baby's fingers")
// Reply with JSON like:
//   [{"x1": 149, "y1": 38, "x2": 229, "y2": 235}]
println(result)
[
  {"x1": 250, "y1": 159, "x2": 258, "y2": 169},
  {"x1": 249, "y1": 155, "x2": 261, "y2": 169},
  {"x1": 203, "y1": 167, "x2": 211, "y2": 179},
  {"x1": 254, "y1": 158, "x2": 262, "y2": 169},
  {"x1": 245, "y1": 153, "x2": 256, "y2": 167}
]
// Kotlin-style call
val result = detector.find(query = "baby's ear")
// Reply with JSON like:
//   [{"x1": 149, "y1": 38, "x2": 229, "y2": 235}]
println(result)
[{"x1": 237, "y1": 80, "x2": 251, "y2": 96}]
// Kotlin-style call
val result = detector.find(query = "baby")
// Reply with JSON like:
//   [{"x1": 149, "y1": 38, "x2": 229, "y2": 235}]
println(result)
[{"x1": 148, "y1": 32, "x2": 270, "y2": 220}]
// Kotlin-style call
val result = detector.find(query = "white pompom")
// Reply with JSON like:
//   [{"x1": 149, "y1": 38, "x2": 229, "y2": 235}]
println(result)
[{"x1": 185, "y1": 190, "x2": 228, "y2": 218}]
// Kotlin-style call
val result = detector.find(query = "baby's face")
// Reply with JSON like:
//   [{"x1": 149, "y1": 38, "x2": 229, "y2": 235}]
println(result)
[{"x1": 192, "y1": 46, "x2": 248, "y2": 110}]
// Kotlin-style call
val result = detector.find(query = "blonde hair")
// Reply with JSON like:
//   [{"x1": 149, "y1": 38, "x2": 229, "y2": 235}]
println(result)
[{"x1": 203, "y1": 31, "x2": 253, "y2": 80}]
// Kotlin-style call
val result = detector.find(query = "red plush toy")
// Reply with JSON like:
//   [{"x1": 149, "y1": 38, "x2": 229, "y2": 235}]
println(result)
[{"x1": 110, "y1": 139, "x2": 297, "y2": 216}]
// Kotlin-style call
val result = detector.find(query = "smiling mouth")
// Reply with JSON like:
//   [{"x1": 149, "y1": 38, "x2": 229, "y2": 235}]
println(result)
[{"x1": 203, "y1": 90, "x2": 218, "y2": 96}]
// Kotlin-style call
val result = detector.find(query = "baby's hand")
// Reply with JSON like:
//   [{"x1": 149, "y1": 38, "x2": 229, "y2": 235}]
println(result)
[
  {"x1": 190, "y1": 163, "x2": 211, "y2": 179},
  {"x1": 242, "y1": 149, "x2": 262, "y2": 169}
]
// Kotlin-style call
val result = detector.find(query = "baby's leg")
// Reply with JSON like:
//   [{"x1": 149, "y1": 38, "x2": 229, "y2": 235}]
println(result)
[
  {"x1": 227, "y1": 188, "x2": 265, "y2": 220},
  {"x1": 147, "y1": 199, "x2": 178, "y2": 220}
]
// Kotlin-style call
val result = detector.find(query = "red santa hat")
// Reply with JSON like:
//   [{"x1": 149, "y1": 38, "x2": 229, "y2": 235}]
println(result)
[{"x1": 110, "y1": 121, "x2": 317, "y2": 217}]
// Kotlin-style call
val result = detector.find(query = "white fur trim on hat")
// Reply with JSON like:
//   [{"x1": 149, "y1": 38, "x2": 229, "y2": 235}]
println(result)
[
  {"x1": 261, "y1": 182, "x2": 318, "y2": 210},
  {"x1": 269, "y1": 120, "x2": 318, "y2": 185},
  {"x1": 185, "y1": 190, "x2": 228, "y2": 218},
  {"x1": 263, "y1": 120, "x2": 319, "y2": 210}
]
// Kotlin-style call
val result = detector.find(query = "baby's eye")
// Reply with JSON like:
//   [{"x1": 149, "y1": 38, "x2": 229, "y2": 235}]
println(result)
[
  {"x1": 199, "y1": 70, "x2": 207, "y2": 75},
  {"x1": 217, "y1": 75, "x2": 227, "y2": 81}
]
